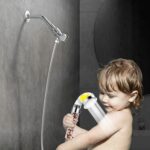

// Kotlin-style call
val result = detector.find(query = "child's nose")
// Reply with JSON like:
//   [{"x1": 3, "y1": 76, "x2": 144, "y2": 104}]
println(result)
[{"x1": 100, "y1": 94, "x2": 108, "y2": 103}]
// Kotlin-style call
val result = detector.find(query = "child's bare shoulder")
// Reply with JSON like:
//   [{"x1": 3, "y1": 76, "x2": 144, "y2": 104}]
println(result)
[{"x1": 105, "y1": 109, "x2": 132, "y2": 128}]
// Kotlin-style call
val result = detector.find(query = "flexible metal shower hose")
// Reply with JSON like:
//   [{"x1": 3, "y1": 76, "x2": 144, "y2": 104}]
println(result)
[{"x1": 41, "y1": 38, "x2": 60, "y2": 150}]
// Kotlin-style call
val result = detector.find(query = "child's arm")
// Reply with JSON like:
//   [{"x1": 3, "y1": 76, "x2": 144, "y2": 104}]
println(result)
[
  {"x1": 63, "y1": 113, "x2": 88, "y2": 138},
  {"x1": 57, "y1": 124, "x2": 111, "y2": 150},
  {"x1": 57, "y1": 112, "x2": 125, "y2": 150},
  {"x1": 72, "y1": 125, "x2": 87, "y2": 138}
]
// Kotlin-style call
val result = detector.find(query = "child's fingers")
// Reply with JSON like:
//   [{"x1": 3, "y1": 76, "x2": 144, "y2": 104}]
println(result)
[
  {"x1": 66, "y1": 114, "x2": 79, "y2": 124},
  {"x1": 63, "y1": 114, "x2": 74, "y2": 122},
  {"x1": 65, "y1": 113, "x2": 74, "y2": 119},
  {"x1": 65, "y1": 121, "x2": 75, "y2": 128},
  {"x1": 63, "y1": 113, "x2": 75, "y2": 129},
  {"x1": 63, "y1": 117, "x2": 74, "y2": 126}
]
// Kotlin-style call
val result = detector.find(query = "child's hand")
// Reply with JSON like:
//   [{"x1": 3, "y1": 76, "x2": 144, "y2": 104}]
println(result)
[{"x1": 63, "y1": 113, "x2": 75, "y2": 130}]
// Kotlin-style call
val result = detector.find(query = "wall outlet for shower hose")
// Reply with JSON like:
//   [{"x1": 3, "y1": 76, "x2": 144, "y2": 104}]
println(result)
[{"x1": 25, "y1": 10, "x2": 30, "y2": 22}]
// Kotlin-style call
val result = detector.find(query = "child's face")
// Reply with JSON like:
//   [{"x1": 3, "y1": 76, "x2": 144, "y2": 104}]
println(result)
[{"x1": 99, "y1": 90, "x2": 131, "y2": 112}]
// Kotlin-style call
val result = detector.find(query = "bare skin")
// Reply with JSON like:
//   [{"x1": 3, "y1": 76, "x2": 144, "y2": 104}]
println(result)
[
  {"x1": 57, "y1": 109, "x2": 132, "y2": 150},
  {"x1": 56, "y1": 90, "x2": 137, "y2": 150},
  {"x1": 89, "y1": 109, "x2": 132, "y2": 150}
]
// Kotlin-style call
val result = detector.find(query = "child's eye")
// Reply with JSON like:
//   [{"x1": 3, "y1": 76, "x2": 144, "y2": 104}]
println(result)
[
  {"x1": 107, "y1": 93, "x2": 115, "y2": 98},
  {"x1": 100, "y1": 92, "x2": 104, "y2": 95}
]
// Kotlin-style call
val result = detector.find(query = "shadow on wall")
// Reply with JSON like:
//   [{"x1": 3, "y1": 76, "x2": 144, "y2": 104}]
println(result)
[
  {"x1": 131, "y1": 94, "x2": 150, "y2": 150},
  {"x1": 0, "y1": 1, "x2": 79, "y2": 149}
]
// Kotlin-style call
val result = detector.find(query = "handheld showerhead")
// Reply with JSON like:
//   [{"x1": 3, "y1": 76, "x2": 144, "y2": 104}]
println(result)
[
  {"x1": 65, "y1": 92, "x2": 106, "y2": 140},
  {"x1": 77, "y1": 92, "x2": 105, "y2": 123}
]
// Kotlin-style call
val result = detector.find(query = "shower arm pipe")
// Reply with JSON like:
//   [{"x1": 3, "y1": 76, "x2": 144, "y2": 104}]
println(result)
[
  {"x1": 29, "y1": 16, "x2": 62, "y2": 35},
  {"x1": 25, "y1": 11, "x2": 68, "y2": 42}
]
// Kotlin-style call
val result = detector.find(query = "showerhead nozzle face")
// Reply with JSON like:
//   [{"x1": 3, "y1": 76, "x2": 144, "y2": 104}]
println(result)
[{"x1": 79, "y1": 92, "x2": 96, "y2": 104}]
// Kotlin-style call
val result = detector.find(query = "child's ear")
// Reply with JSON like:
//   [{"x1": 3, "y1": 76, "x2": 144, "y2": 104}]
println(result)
[{"x1": 128, "y1": 91, "x2": 138, "y2": 102}]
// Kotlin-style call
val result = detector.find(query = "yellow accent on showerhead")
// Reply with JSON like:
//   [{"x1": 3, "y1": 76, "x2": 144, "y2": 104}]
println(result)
[{"x1": 79, "y1": 92, "x2": 93, "y2": 103}]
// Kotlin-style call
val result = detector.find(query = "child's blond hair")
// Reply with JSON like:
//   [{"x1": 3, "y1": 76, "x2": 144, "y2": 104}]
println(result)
[{"x1": 97, "y1": 58, "x2": 143, "y2": 109}]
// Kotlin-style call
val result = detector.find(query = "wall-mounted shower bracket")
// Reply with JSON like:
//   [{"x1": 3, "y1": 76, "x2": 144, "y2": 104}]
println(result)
[{"x1": 24, "y1": 10, "x2": 68, "y2": 42}]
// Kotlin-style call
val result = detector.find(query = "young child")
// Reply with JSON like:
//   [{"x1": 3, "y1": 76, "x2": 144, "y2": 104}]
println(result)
[{"x1": 56, "y1": 58, "x2": 143, "y2": 150}]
